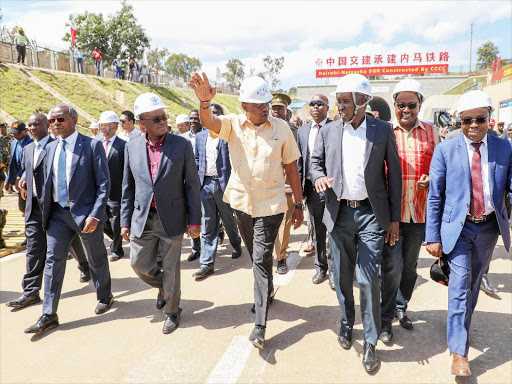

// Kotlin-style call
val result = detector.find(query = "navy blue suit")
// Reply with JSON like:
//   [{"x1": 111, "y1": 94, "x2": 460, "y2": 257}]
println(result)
[
  {"x1": 426, "y1": 133, "x2": 512, "y2": 356},
  {"x1": 41, "y1": 132, "x2": 112, "y2": 315},
  {"x1": 194, "y1": 130, "x2": 241, "y2": 267},
  {"x1": 7, "y1": 134, "x2": 32, "y2": 212}
]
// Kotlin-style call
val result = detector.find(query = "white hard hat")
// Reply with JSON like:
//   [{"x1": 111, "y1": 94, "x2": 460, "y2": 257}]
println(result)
[
  {"x1": 239, "y1": 76, "x2": 273, "y2": 103},
  {"x1": 98, "y1": 111, "x2": 120, "y2": 124},
  {"x1": 392, "y1": 79, "x2": 424, "y2": 101},
  {"x1": 134, "y1": 93, "x2": 168, "y2": 119},
  {"x1": 335, "y1": 74, "x2": 373, "y2": 98},
  {"x1": 457, "y1": 90, "x2": 494, "y2": 116},
  {"x1": 176, "y1": 114, "x2": 189, "y2": 124},
  {"x1": 89, "y1": 122, "x2": 99, "y2": 129}
]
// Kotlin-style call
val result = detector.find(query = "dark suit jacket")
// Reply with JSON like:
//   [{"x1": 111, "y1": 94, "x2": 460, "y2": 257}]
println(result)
[
  {"x1": 20, "y1": 136, "x2": 55, "y2": 218},
  {"x1": 297, "y1": 118, "x2": 332, "y2": 189},
  {"x1": 310, "y1": 116, "x2": 402, "y2": 232},
  {"x1": 42, "y1": 133, "x2": 110, "y2": 230},
  {"x1": 121, "y1": 132, "x2": 201, "y2": 238},
  {"x1": 106, "y1": 136, "x2": 126, "y2": 203},
  {"x1": 426, "y1": 134, "x2": 512, "y2": 253},
  {"x1": 194, "y1": 130, "x2": 231, "y2": 192},
  {"x1": 6, "y1": 134, "x2": 33, "y2": 184}
]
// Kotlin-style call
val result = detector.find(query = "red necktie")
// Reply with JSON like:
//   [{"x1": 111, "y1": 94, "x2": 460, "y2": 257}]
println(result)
[
  {"x1": 313, "y1": 124, "x2": 322, "y2": 144},
  {"x1": 469, "y1": 142, "x2": 485, "y2": 218}
]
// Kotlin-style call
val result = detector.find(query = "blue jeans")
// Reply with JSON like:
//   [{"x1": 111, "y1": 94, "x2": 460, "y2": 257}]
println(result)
[
  {"x1": 76, "y1": 58, "x2": 83, "y2": 73},
  {"x1": 95, "y1": 61, "x2": 101, "y2": 75},
  {"x1": 381, "y1": 222, "x2": 425, "y2": 322},
  {"x1": 199, "y1": 177, "x2": 241, "y2": 266}
]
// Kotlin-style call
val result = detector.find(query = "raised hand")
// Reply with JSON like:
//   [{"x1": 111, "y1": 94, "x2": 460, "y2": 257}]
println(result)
[{"x1": 188, "y1": 72, "x2": 216, "y2": 102}]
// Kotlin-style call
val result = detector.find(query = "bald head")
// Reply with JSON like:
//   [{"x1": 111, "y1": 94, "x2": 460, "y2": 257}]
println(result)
[
  {"x1": 27, "y1": 112, "x2": 49, "y2": 142},
  {"x1": 312, "y1": 94, "x2": 329, "y2": 104}
]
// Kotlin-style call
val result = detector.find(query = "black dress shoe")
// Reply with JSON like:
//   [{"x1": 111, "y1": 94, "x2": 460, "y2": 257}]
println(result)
[
  {"x1": 328, "y1": 271, "x2": 335, "y2": 291},
  {"x1": 362, "y1": 342, "x2": 379, "y2": 372},
  {"x1": 251, "y1": 289, "x2": 275, "y2": 313},
  {"x1": 396, "y1": 309, "x2": 413, "y2": 330},
  {"x1": 379, "y1": 322, "x2": 393, "y2": 343},
  {"x1": 219, "y1": 230, "x2": 225, "y2": 245},
  {"x1": 192, "y1": 265, "x2": 214, "y2": 279},
  {"x1": 187, "y1": 252, "x2": 200, "y2": 262},
  {"x1": 276, "y1": 259, "x2": 288, "y2": 274},
  {"x1": 95, "y1": 294, "x2": 114, "y2": 314},
  {"x1": 110, "y1": 253, "x2": 124, "y2": 262},
  {"x1": 337, "y1": 329, "x2": 352, "y2": 350},
  {"x1": 231, "y1": 248, "x2": 242, "y2": 259},
  {"x1": 480, "y1": 274, "x2": 497, "y2": 295},
  {"x1": 249, "y1": 325, "x2": 265, "y2": 349},
  {"x1": 156, "y1": 288, "x2": 166, "y2": 310},
  {"x1": 21, "y1": 239, "x2": 27, "y2": 246},
  {"x1": 6, "y1": 294, "x2": 41, "y2": 309},
  {"x1": 80, "y1": 270, "x2": 91, "y2": 283},
  {"x1": 312, "y1": 270, "x2": 327, "y2": 284},
  {"x1": 24, "y1": 314, "x2": 59, "y2": 334},
  {"x1": 162, "y1": 308, "x2": 182, "y2": 334}
]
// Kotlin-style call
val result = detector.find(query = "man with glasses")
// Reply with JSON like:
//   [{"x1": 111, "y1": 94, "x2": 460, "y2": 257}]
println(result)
[
  {"x1": 189, "y1": 73, "x2": 303, "y2": 349},
  {"x1": 25, "y1": 104, "x2": 113, "y2": 334},
  {"x1": 379, "y1": 79, "x2": 440, "y2": 344},
  {"x1": 297, "y1": 94, "x2": 333, "y2": 287},
  {"x1": 118, "y1": 110, "x2": 143, "y2": 142},
  {"x1": 121, "y1": 93, "x2": 201, "y2": 335},
  {"x1": 426, "y1": 90, "x2": 512, "y2": 377}
]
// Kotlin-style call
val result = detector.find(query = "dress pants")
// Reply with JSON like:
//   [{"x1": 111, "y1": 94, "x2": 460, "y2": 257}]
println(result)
[
  {"x1": 447, "y1": 215, "x2": 499, "y2": 356},
  {"x1": 104, "y1": 200, "x2": 124, "y2": 257},
  {"x1": 130, "y1": 210, "x2": 183, "y2": 315},
  {"x1": 23, "y1": 197, "x2": 89, "y2": 296},
  {"x1": 273, "y1": 193, "x2": 294, "y2": 261},
  {"x1": 304, "y1": 180, "x2": 330, "y2": 273},
  {"x1": 381, "y1": 222, "x2": 425, "y2": 322},
  {"x1": 234, "y1": 210, "x2": 283, "y2": 327},
  {"x1": 199, "y1": 177, "x2": 241, "y2": 267},
  {"x1": 329, "y1": 204, "x2": 386, "y2": 346},
  {"x1": 43, "y1": 204, "x2": 112, "y2": 315}
]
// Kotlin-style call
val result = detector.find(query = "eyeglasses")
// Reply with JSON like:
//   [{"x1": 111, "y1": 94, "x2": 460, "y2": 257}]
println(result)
[
  {"x1": 309, "y1": 100, "x2": 326, "y2": 107},
  {"x1": 49, "y1": 117, "x2": 71, "y2": 124},
  {"x1": 139, "y1": 114, "x2": 167, "y2": 124},
  {"x1": 395, "y1": 102, "x2": 419, "y2": 110},
  {"x1": 120, "y1": 119, "x2": 129, "y2": 123},
  {"x1": 461, "y1": 117, "x2": 488, "y2": 125}
]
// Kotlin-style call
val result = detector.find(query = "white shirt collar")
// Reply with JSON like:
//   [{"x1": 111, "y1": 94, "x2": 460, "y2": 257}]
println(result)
[
  {"x1": 59, "y1": 130, "x2": 78, "y2": 146},
  {"x1": 312, "y1": 117, "x2": 328, "y2": 128},
  {"x1": 34, "y1": 135, "x2": 50, "y2": 148},
  {"x1": 463, "y1": 133, "x2": 488, "y2": 148},
  {"x1": 103, "y1": 134, "x2": 117, "y2": 143},
  {"x1": 344, "y1": 116, "x2": 367, "y2": 131}
]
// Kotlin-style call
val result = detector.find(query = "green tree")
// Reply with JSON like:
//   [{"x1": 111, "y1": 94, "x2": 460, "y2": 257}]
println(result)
[
  {"x1": 476, "y1": 41, "x2": 499, "y2": 70},
  {"x1": 62, "y1": 1, "x2": 150, "y2": 63},
  {"x1": 165, "y1": 53, "x2": 201, "y2": 81},
  {"x1": 222, "y1": 58, "x2": 245, "y2": 88},
  {"x1": 262, "y1": 55, "x2": 285, "y2": 89},
  {"x1": 147, "y1": 47, "x2": 169, "y2": 70},
  {"x1": 288, "y1": 87, "x2": 297, "y2": 95}
]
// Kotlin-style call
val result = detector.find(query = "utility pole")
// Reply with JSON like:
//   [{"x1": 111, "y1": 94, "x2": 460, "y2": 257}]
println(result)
[{"x1": 469, "y1": 23, "x2": 473, "y2": 74}]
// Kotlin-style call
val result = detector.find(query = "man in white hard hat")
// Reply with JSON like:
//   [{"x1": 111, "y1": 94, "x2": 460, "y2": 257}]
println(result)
[
  {"x1": 98, "y1": 111, "x2": 126, "y2": 262},
  {"x1": 120, "y1": 92, "x2": 201, "y2": 335},
  {"x1": 189, "y1": 73, "x2": 303, "y2": 349},
  {"x1": 176, "y1": 114, "x2": 190, "y2": 135},
  {"x1": 89, "y1": 122, "x2": 103, "y2": 141},
  {"x1": 118, "y1": 110, "x2": 143, "y2": 142},
  {"x1": 380, "y1": 79, "x2": 440, "y2": 344},
  {"x1": 426, "y1": 90, "x2": 512, "y2": 377},
  {"x1": 310, "y1": 74, "x2": 402, "y2": 372}
]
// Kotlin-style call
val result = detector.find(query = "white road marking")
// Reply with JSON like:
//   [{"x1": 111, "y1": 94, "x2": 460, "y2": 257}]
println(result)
[
  {"x1": 0, "y1": 251, "x2": 26, "y2": 263},
  {"x1": 205, "y1": 335, "x2": 254, "y2": 384},
  {"x1": 249, "y1": 349, "x2": 274, "y2": 384},
  {"x1": 273, "y1": 252, "x2": 302, "y2": 286}
]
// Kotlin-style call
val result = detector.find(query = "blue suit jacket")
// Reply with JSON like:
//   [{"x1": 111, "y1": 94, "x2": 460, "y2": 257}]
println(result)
[
  {"x1": 194, "y1": 130, "x2": 231, "y2": 192},
  {"x1": 42, "y1": 133, "x2": 110, "y2": 230},
  {"x1": 426, "y1": 134, "x2": 512, "y2": 253},
  {"x1": 6, "y1": 135, "x2": 33, "y2": 184}
]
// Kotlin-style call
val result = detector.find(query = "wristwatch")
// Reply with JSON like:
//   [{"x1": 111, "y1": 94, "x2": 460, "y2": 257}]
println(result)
[{"x1": 294, "y1": 202, "x2": 304, "y2": 210}]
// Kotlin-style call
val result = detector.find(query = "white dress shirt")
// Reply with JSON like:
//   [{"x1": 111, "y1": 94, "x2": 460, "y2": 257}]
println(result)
[
  {"x1": 52, "y1": 130, "x2": 79, "y2": 205},
  {"x1": 103, "y1": 135, "x2": 116, "y2": 157},
  {"x1": 307, "y1": 117, "x2": 328, "y2": 180},
  {"x1": 205, "y1": 135, "x2": 220, "y2": 177},
  {"x1": 32, "y1": 135, "x2": 50, "y2": 197},
  {"x1": 463, "y1": 134, "x2": 493, "y2": 215},
  {"x1": 341, "y1": 118, "x2": 368, "y2": 200},
  {"x1": 181, "y1": 130, "x2": 199, "y2": 153},
  {"x1": 118, "y1": 127, "x2": 143, "y2": 142}
]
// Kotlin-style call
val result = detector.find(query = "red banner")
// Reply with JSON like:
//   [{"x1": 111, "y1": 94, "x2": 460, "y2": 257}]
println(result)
[
  {"x1": 491, "y1": 65, "x2": 512, "y2": 82},
  {"x1": 316, "y1": 64, "x2": 449, "y2": 78}
]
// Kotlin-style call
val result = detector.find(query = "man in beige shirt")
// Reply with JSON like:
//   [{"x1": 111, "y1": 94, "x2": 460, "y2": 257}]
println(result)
[{"x1": 189, "y1": 73, "x2": 303, "y2": 349}]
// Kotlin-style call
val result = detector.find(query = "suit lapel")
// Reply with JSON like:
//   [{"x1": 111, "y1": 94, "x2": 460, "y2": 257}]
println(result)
[
  {"x1": 487, "y1": 135, "x2": 496, "y2": 201},
  {"x1": 107, "y1": 138, "x2": 117, "y2": 161},
  {"x1": 137, "y1": 136, "x2": 152, "y2": 183},
  {"x1": 46, "y1": 141, "x2": 57, "y2": 179},
  {"x1": 69, "y1": 133, "x2": 84, "y2": 183},
  {"x1": 154, "y1": 133, "x2": 175, "y2": 184},
  {"x1": 303, "y1": 122, "x2": 312, "y2": 160},
  {"x1": 336, "y1": 120, "x2": 344, "y2": 170},
  {"x1": 364, "y1": 118, "x2": 376, "y2": 168},
  {"x1": 456, "y1": 134, "x2": 471, "y2": 185}
]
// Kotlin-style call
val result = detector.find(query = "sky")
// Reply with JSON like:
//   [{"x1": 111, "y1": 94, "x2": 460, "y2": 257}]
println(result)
[{"x1": 2, "y1": 0, "x2": 511, "y2": 90}]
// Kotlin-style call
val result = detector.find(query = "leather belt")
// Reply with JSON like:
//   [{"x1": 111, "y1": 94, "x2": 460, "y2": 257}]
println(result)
[
  {"x1": 341, "y1": 198, "x2": 370, "y2": 208},
  {"x1": 205, "y1": 175, "x2": 219, "y2": 179},
  {"x1": 466, "y1": 212, "x2": 494, "y2": 223}
]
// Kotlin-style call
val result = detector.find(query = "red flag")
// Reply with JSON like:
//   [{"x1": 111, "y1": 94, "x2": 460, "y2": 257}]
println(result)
[{"x1": 70, "y1": 23, "x2": 77, "y2": 46}]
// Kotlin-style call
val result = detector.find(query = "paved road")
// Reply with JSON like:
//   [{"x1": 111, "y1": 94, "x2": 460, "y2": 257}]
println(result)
[{"x1": 1, "y1": 223, "x2": 510, "y2": 383}]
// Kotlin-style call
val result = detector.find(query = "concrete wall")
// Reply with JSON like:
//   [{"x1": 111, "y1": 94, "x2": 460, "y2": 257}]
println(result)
[{"x1": 483, "y1": 81, "x2": 512, "y2": 123}]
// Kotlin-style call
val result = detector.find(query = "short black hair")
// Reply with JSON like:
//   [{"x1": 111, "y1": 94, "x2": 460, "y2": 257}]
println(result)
[
  {"x1": 121, "y1": 110, "x2": 135, "y2": 122},
  {"x1": 211, "y1": 103, "x2": 224, "y2": 115},
  {"x1": 190, "y1": 109, "x2": 199, "y2": 115}
]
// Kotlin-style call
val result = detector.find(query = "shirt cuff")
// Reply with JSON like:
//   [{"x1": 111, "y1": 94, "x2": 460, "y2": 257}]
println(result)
[
  {"x1": 188, "y1": 224, "x2": 200, "y2": 228},
  {"x1": 121, "y1": 226, "x2": 130, "y2": 229}
]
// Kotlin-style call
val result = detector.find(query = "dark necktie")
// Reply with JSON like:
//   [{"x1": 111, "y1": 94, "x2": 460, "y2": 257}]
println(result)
[{"x1": 469, "y1": 142, "x2": 485, "y2": 218}]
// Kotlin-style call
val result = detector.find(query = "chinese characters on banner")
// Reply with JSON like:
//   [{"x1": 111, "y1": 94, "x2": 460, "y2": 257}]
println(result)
[{"x1": 315, "y1": 51, "x2": 450, "y2": 78}]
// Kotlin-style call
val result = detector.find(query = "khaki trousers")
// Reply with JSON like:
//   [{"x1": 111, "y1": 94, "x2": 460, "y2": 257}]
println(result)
[{"x1": 273, "y1": 193, "x2": 294, "y2": 261}]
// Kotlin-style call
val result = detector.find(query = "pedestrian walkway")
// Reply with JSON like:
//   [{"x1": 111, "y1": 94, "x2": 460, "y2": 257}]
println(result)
[{"x1": 0, "y1": 197, "x2": 26, "y2": 258}]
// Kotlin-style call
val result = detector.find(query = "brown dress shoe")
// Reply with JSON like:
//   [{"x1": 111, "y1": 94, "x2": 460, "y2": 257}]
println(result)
[{"x1": 451, "y1": 353, "x2": 471, "y2": 376}]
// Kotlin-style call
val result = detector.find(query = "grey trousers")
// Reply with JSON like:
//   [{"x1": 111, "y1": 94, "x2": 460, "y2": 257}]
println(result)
[
  {"x1": 130, "y1": 210, "x2": 183, "y2": 316},
  {"x1": 234, "y1": 210, "x2": 283, "y2": 327}
]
